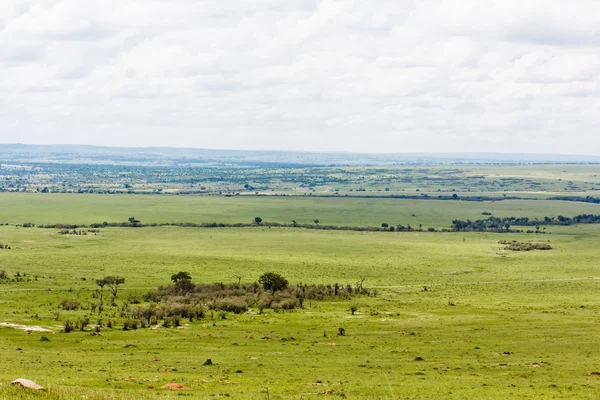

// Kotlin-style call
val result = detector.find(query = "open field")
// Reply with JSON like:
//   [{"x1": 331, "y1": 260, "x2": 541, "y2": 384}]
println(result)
[
  {"x1": 2, "y1": 193, "x2": 600, "y2": 229},
  {"x1": 1, "y1": 196, "x2": 600, "y2": 399}
]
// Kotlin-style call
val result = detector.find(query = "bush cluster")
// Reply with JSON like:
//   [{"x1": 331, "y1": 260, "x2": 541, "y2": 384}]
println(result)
[{"x1": 499, "y1": 240, "x2": 552, "y2": 251}]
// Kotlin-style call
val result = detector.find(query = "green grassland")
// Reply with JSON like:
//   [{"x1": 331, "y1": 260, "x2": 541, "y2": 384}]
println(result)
[
  {"x1": 1, "y1": 182, "x2": 600, "y2": 399},
  {"x1": 1, "y1": 204, "x2": 600, "y2": 399},
  {"x1": 2, "y1": 193, "x2": 600, "y2": 229}
]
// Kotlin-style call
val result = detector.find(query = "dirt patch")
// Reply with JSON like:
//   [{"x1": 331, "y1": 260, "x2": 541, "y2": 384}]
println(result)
[{"x1": 161, "y1": 383, "x2": 190, "y2": 390}]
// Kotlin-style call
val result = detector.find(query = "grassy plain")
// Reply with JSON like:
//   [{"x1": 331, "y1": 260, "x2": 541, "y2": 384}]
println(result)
[
  {"x1": 1, "y1": 193, "x2": 600, "y2": 228},
  {"x1": 1, "y1": 186, "x2": 600, "y2": 399}
]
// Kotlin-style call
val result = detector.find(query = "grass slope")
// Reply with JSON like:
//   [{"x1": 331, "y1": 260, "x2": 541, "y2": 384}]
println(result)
[{"x1": 1, "y1": 223, "x2": 600, "y2": 398}]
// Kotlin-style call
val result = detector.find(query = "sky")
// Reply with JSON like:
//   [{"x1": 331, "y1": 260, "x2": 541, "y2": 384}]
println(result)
[{"x1": 1, "y1": 0, "x2": 599, "y2": 155}]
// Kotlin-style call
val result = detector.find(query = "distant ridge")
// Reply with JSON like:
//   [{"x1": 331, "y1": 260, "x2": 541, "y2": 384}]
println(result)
[{"x1": 1, "y1": 143, "x2": 599, "y2": 167}]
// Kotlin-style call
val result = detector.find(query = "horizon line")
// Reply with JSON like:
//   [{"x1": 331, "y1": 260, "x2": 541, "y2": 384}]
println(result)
[{"x1": 2, "y1": 142, "x2": 600, "y2": 159}]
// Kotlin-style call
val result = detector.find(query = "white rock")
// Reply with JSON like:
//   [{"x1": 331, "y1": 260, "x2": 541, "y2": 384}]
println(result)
[{"x1": 11, "y1": 379, "x2": 45, "y2": 390}]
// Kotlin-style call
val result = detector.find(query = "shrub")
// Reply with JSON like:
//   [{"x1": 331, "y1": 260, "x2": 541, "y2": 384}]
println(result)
[
  {"x1": 78, "y1": 317, "x2": 90, "y2": 331},
  {"x1": 63, "y1": 320, "x2": 75, "y2": 333},
  {"x1": 162, "y1": 315, "x2": 181, "y2": 328},
  {"x1": 60, "y1": 299, "x2": 81, "y2": 310},
  {"x1": 122, "y1": 319, "x2": 139, "y2": 331},
  {"x1": 214, "y1": 297, "x2": 248, "y2": 314},
  {"x1": 275, "y1": 298, "x2": 298, "y2": 310}
]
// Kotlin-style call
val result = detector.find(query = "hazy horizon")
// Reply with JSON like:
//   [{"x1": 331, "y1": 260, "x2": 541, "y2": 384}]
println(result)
[
  {"x1": 2, "y1": 143, "x2": 600, "y2": 166},
  {"x1": 2, "y1": 142, "x2": 600, "y2": 157},
  {"x1": 2, "y1": 1, "x2": 599, "y2": 155}
]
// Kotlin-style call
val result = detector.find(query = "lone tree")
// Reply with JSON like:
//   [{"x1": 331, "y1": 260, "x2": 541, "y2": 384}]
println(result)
[
  {"x1": 128, "y1": 216, "x2": 140, "y2": 224},
  {"x1": 171, "y1": 271, "x2": 192, "y2": 283},
  {"x1": 95, "y1": 278, "x2": 107, "y2": 302},
  {"x1": 234, "y1": 274, "x2": 243, "y2": 288},
  {"x1": 254, "y1": 217, "x2": 263, "y2": 225},
  {"x1": 171, "y1": 271, "x2": 194, "y2": 294},
  {"x1": 313, "y1": 219, "x2": 319, "y2": 226},
  {"x1": 104, "y1": 276, "x2": 125, "y2": 299},
  {"x1": 95, "y1": 278, "x2": 108, "y2": 315},
  {"x1": 258, "y1": 272, "x2": 288, "y2": 294}
]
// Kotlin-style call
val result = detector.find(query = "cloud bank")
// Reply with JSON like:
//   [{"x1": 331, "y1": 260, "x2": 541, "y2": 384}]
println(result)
[{"x1": 1, "y1": 0, "x2": 599, "y2": 154}]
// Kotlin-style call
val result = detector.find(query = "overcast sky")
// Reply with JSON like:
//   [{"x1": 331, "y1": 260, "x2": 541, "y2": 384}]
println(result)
[{"x1": 1, "y1": 1, "x2": 599, "y2": 154}]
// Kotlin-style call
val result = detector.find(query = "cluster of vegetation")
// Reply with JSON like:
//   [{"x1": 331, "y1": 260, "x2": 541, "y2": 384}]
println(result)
[
  {"x1": 143, "y1": 272, "x2": 368, "y2": 318},
  {"x1": 499, "y1": 240, "x2": 553, "y2": 251},
  {"x1": 0, "y1": 270, "x2": 36, "y2": 283},
  {"x1": 40, "y1": 219, "x2": 437, "y2": 233},
  {"x1": 57, "y1": 272, "x2": 368, "y2": 332},
  {"x1": 59, "y1": 229, "x2": 99, "y2": 235},
  {"x1": 0, "y1": 243, "x2": 10, "y2": 249},
  {"x1": 451, "y1": 214, "x2": 600, "y2": 232},
  {"x1": 549, "y1": 195, "x2": 600, "y2": 204},
  {"x1": 27, "y1": 212, "x2": 600, "y2": 235}
]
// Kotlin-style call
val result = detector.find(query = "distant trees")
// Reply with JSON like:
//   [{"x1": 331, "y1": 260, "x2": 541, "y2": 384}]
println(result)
[
  {"x1": 254, "y1": 217, "x2": 263, "y2": 225},
  {"x1": 128, "y1": 217, "x2": 140, "y2": 224},
  {"x1": 450, "y1": 214, "x2": 600, "y2": 232},
  {"x1": 258, "y1": 272, "x2": 288, "y2": 294}
]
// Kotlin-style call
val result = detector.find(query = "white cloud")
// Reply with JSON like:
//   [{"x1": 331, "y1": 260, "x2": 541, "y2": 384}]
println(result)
[{"x1": 1, "y1": 0, "x2": 599, "y2": 155}]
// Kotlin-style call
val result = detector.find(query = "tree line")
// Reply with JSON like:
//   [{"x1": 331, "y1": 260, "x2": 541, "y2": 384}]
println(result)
[{"x1": 451, "y1": 214, "x2": 600, "y2": 232}]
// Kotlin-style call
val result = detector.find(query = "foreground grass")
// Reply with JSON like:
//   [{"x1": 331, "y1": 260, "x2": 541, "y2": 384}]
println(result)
[{"x1": 1, "y1": 223, "x2": 600, "y2": 398}]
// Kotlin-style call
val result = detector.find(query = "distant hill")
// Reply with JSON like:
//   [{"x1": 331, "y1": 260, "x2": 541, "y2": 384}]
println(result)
[{"x1": 1, "y1": 144, "x2": 599, "y2": 167}]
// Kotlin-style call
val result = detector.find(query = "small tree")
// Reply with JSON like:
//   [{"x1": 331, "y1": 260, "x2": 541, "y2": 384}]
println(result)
[
  {"x1": 254, "y1": 217, "x2": 263, "y2": 225},
  {"x1": 381, "y1": 223, "x2": 389, "y2": 228},
  {"x1": 356, "y1": 275, "x2": 367, "y2": 294},
  {"x1": 313, "y1": 219, "x2": 319, "y2": 226},
  {"x1": 104, "y1": 276, "x2": 125, "y2": 299},
  {"x1": 95, "y1": 278, "x2": 107, "y2": 311},
  {"x1": 234, "y1": 274, "x2": 243, "y2": 288},
  {"x1": 171, "y1": 271, "x2": 192, "y2": 283},
  {"x1": 258, "y1": 272, "x2": 288, "y2": 294},
  {"x1": 128, "y1": 216, "x2": 140, "y2": 224},
  {"x1": 171, "y1": 272, "x2": 194, "y2": 294}
]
